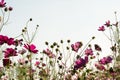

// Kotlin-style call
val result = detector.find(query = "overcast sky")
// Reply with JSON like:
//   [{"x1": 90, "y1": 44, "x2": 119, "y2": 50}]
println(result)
[{"x1": 1, "y1": 0, "x2": 120, "y2": 56}]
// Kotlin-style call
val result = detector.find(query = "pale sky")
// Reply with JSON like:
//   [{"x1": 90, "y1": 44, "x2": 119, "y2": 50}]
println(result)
[{"x1": 1, "y1": 0, "x2": 120, "y2": 56}]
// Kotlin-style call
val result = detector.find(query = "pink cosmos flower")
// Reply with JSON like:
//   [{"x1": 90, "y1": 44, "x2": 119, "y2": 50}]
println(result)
[
  {"x1": 43, "y1": 49, "x2": 55, "y2": 58},
  {"x1": 35, "y1": 61, "x2": 40, "y2": 66},
  {"x1": 98, "y1": 26, "x2": 105, "y2": 31},
  {"x1": 74, "y1": 56, "x2": 88, "y2": 70},
  {"x1": 95, "y1": 63, "x2": 105, "y2": 70},
  {"x1": 24, "y1": 44, "x2": 38, "y2": 53},
  {"x1": 0, "y1": 35, "x2": 14, "y2": 45},
  {"x1": 99, "y1": 56, "x2": 112, "y2": 65},
  {"x1": 3, "y1": 48, "x2": 17, "y2": 58},
  {"x1": 71, "y1": 42, "x2": 82, "y2": 52},
  {"x1": 0, "y1": 0, "x2": 6, "y2": 8},
  {"x1": 85, "y1": 48, "x2": 93, "y2": 56},
  {"x1": 18, "y1": 58, "x2": 25, "y2": 65},
  {"x1": 104, "y1": 20, "x2": 111, "y2": 27}
]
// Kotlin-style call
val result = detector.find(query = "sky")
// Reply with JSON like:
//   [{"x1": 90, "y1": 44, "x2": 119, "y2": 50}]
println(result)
[{"x1": 1, "y1": 0, "x2": 120, "y2": 56}]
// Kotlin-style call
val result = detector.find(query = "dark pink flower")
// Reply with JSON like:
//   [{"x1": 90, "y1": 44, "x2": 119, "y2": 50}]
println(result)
[
  {"x1": 3, "y1": 48, "x2": 17, "y2": 58},
  {"x1": 35, "y1": 61, "x2": 40, "y2": 66},
  {"x1": 3, "y1": 58, "x2": 11, "y2": 66},
  {"x1": 7, "y1": 38, "x2": 14, "y2": 45},
  {"x1": 85, "y1": 48, "x2": 93, "y2": 56},
  {"x1": 0, "y1": 35, "x2": 14, "y2": 45},
  {"x1": 104, "y1": 20, "x2": 111, "y2": 27},
  {"x1": 43, "y1": 49, "x2": 55, "y2": 58},
  {"x1": 99, "y1": 56, "x2": 112, "y2": 65},
  {"x1": 71, "y1": 42, "x2": 82, "y2": 52},
  {"x1": 0, "y1": 0, "x2": 6, "y2": 8},
  {"x1": 74, "y1": 56, "x2": 88, "y2": 70},
  {"x1": 98, "y1": 26, "x2": 105, "y2": 31},
  {"x1": 24, "y1": 44, "x2": 38, "y2": 53}
]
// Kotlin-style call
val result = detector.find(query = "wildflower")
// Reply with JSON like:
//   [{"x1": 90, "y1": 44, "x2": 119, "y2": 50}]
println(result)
[
  {"x1": 94, "y1": 44, "x2": 102, "y2": 51},
  {"x1": 18, "y1": 58, "x2": 25, "y2": 65},
  {"x1": 0, "y1": 0, "x2": 6, "y2": 8},
  {"x1": 98, "y1": 26, "x2": 105, "y2": 31},
  {"x1": 0, "y1": 35, "x2": 14, "y2": 45},
  {"x1": 104, "y1": 20, "x2": 111, "y2": 27},
  {"x1": 4, "y1": 48, "x2": 17, "y2": 58},
  {"x1": 7, "y1": 38, "x2": 14, "y2": 45},
  {"x1": 35, "y1": 61, "x2": 40, "y2": 66},
  {"x1": 74, "y1": 56, "x2": 88, "y2": 70},
  {"x1": 3, "y1": 58, "x2": 11, "y2": 66},
  {"x1": 95, "y1": 63, "x2": 105, "y2": 70},
  {"x1": 43, "y1": 49, "x2": 55, "y2": 58},
  {"x1": 99, "y1": 56, "x2": 112, "y2": 65},
  {"x1": 71, "y1": 41, "x2": 82, "y2": 52},
  {"x1": 85, "y1": 48, "x2": 93, "y2": 56},
  {"x1": 24, "y1": 44, "x2": 38, "y2": 53}
]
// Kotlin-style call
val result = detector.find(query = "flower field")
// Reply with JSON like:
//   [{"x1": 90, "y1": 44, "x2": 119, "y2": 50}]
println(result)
[{"x1": 0, "y1": 0, "x2": 120, "y2": 80}]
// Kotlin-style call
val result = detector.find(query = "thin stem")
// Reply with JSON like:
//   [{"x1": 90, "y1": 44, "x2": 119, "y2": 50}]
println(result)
[{"x1": 30, "y1": 26, "x2": 38, "y2": 43}]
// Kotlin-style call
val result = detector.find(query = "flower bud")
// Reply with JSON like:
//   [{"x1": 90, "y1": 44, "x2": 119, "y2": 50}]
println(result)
[{"x1": 8, "y1": 7, "x2": 13, "y2": 11}]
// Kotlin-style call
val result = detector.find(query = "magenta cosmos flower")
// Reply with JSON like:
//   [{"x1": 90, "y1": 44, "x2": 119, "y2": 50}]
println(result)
[
  {"x1": 0, "y1": 35, "x2": 14, "y2": 45},
  {"x1": 84, "y1": 48, "x2": 93, "y2": 56},
  {"x1": 74, "y1": 56, "x2": 88, "y2": 70},
  {"x1": 0, "y1": 0, "x2": 6, "y2": 7},
  {"x1": 34, "y1": 61, "x2": 40, "y2": 66},
  {"x1": 98, "y1": 26, "x2": 105, "y2": 31},
  {"x1": 104, "y1": 20, "x2": 111, "y2": 27},
  {"x1": 71, "y1": 42, "x2": 82, "y2": 52},
  {"x1": 99, "y1": 56, "x2": 112, "y2": 65},
  {"x1": 4, "y1": 48, "x2": 17, "y2": 58},
  {"x1": 43, "y1": 49, "x2": 55, "y2": 58},
  {"x1": 24, "y1": 44, "x2": 38, "y2": 53}
]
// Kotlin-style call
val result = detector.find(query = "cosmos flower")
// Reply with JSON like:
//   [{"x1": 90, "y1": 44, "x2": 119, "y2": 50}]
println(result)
[
  {"x1": 34, "y1": 61, "x2": 40, "y2": 66},
  {"x1": 74, "y1": 56, "x2": 88, "y2": 70},
  {"x1": 43, "y1": 49, "x2": 55, "y2": 58},
  {"x1": 104, "y1": 20, "x2": 111, "y2": 27},
  {"x1": 98, "y1": 26, "x2": 105, "y2": 31},
  {"x1": 85, "y1": 48, "x2": 93, "y2": 56},
  {"x1": 0, "y1": 35, "x2": 14, "y2": 45},
  {"x1": 0, "y1": 0, "x2": 6, "y2": 8},
  {"x1": 4, "y1": 48, "x2": 17, "y2": 58},
  {"x1": 71, "y1": 42, "x2": 82, "y2": 52},
  {"x1": 95, "y1": 63, "x2": 105, "y2": 70},
  {"x1": 99, "y1": 56, "x2": 112, "y2": 65},
  {"x1": 24, "y1": 44, "x2": 38, "y2": 53}
]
